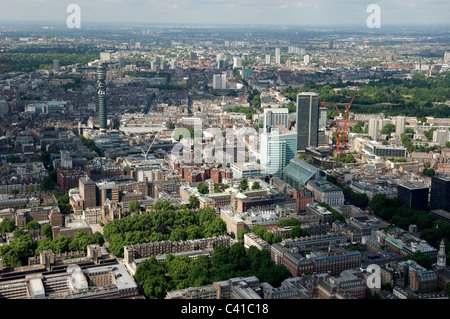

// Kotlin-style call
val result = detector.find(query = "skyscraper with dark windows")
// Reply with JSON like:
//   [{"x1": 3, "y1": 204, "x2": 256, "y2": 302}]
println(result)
[
  {"x1": 296, "y1": 92, "x2": 320, "y2": 150},
  {"x1": 97, "y1": 63, "x2": 107, "y2": 131},
  {"x1": 397, "y1": 181, "x2": 429, "y2": 211},
  {"x1": 429, "y1": 174, "x2": 450, "y2": 212}
]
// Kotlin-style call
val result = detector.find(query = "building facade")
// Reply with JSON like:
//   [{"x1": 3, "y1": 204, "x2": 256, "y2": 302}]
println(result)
[{"x1": 296, "y1": 92, "x2": 320, "y2": 150}]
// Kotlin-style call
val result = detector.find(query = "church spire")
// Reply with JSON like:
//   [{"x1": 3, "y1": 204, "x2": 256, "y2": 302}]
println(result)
[{"x1": 437, "y1": 239, "x2": 446, "y2": 268}]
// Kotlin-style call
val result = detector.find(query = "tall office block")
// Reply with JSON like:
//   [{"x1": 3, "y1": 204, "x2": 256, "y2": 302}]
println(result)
[
  {"x1": 265, "y1": 54, "x2": 271, "y2": 65},
  {"x1": 0, "y1": 100, "x2": 8, "y2": 117},
  {"x1": 368, "y1": 118, "x2": 378, "y2": 140},
  {"x1": 213, "y1": 74, "x2": 226, "y2": 90},
  {"x1": 328, "y1": 40, "x2": 334, "y2": 50},
  {"x1": 97, "y1": 63, "x2": 107, "y2": 131},
  {"x1": 396, "y1": 116, "x2": 405, "y2": 137},
  {"x1": 275, "y1": 48, "x2": 281, "y2": 65},
  {"x1": 275, "y1": 54, "x2": 281, "y2": 65},
  {"x1": 260, "y1": 131, "x2": 297, "y2": 178},
  {"x1": 429, "y1": 174, "x2": 450, "y2": 212},
  {"x1": 53, "y1": 60, "x2": 60, "y2": 72},
  {"x1": 433, "y1": 129, "x2": 449, "y2": 145},
  {"x1": 296, "y1": 92, "x2": 320, "y2": 150},
  {"x1": 263, "y1": 108, "x2": 289, "y2": 133},
  {"x1": 233, "y1": 57, "x2": 243, "y2": 69},
  {"x1": 304, "y1": 54, "x2": 311, "y2": 65},
  {"x1": 444, "y1": 51, "x2": 450, "y2": 63},
  {"x1": 213, "y1": 74, "x2": 221, "y2": 89},
  {"x1": 79, "y1": 177, "x2": 97, "y2": 209},
  {"x1": 319, "y1": 107, "x2": 328, "y2": 130},
  {"x1": 189, "y1": 52, "x2": 197, "y2": 60},
  {"x1": 397, "y1": 182, "x2": 429, "y2": 211},
  {"x1": 118, "y1": 56, "x2": 125, "y2": 68}
]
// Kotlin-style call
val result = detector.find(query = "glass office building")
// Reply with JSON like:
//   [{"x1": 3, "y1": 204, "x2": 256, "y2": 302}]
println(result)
[{"x1": 284, "y1": 158, "x2": 325, "y2": 190}]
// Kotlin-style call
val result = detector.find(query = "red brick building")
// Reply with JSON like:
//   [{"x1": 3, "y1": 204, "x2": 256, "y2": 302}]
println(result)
[
  {"x1": 294, "y1": 188, "x2": 314, "y2": 212},
  {"x1": 177, "y1": 164, "x2": 232, "y2": 184},
  {"x1": 57, "y1": 167, "x2": 86, "y2": 193}
]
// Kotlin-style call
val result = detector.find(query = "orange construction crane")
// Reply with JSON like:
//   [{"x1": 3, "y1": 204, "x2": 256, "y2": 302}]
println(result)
[
  {"x1": 334, "y1": 103, "x2": 341, "y2": 116},
  {"x1": 319, "y1": 98, "x2": 326, "y2": 109}
]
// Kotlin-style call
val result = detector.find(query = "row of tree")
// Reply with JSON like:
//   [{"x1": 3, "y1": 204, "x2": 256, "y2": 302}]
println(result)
[
  {"x1": 0, "y1": 225, "x2": 104, "y2": 268},
  {"x1": 102, "y1": 204, "x2": 227, "y2": 257},
  {"x1": 369, "y1": 194, "x2": 449, "y2": 265},
  {"x1": 134, "y1": 243, "x2": 291, "y2": 299},
  {"x1": 0, "y1": 51, "x2": 100, "y2": 73},
  {"x1": 78, "y1": 135, "x2": 100, "y2": 155},
  {"x1": 282, "y1": 72, "x2": 450, "y2": 119},
  {"x1": 237, "y1": 218, "x2": 310, "y2": 246},
  {"x1": 325, "y1": 174, "x2": 369, "y2": 208}
]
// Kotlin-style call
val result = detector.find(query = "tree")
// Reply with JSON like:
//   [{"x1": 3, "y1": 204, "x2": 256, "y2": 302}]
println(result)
[
  {"x1": 277, "y1": 218, "x2": 300, "y2": 228},
  {"x1": 42, "y1": 224, "x2": 53, "y2": 239},
  {"x1": 381, "y1": 123, "x2": 396, "y2": 135},
  {"x1": 237, "y1": 228, "x2": 250, "y2": 244},
  {"x1": 445, "y1": 282, "x2": 450, "y2": 298},
  {"x1": 26, "y1": 220, "x2": 41, "y2": 240},
  {"x1": 197, "y1": 182, "x2": 209, "y2": 195},
  {"x1": 404, "y1": 251, "x2": 432, "y2": 270},
  {"x1": 40, "y1": 176, "x2": 55, "y2": 191},
  {"x1": 273, "y1": 236, "x2": 283, "y2": 244},
  {"x1": 28, "y1": 184, "x2": 35, "y2": 193},
  {"x1": 239, "y1": 178, "x2": 248, "y2": 191},
  {"x1": 263, "y1": 232, "x2": 274, "y2": 244},
  {"x1": 251, "y1": 224, "x2": 267, "y2": 238},
  {"x1": 251, "y1": 181, "x2": 261, "y2": 190},
  {"x1": 11, "y1": 189, "x2": 19, "y2": 197},
  {"x1": 319, "y1": 202, "x2": 345, "y2": 222},
  {"x1": 13, "y1": 229, "x2": 26, "y2": 239},
  {"x1": 141, "y1": 272, "x2": 169, "y2": 299},
  {"x1": 227, "y1": 89, "x2": 237, "y2": 97},
  {"x1": 422, "y1": 168, "x2": 436, "y2": 177},
  {"x1": 186, "y1": 225, "x2": 202, "y2": 240},
  {"x1": 202, "y1": 219, "x2": 227, "y2": 238},
  {"x1": 91, "y1": 231, "x2": 105, "y2": 246},
  {"x1": 188, "y1": 195, "x2": 200, "y2": 209},
  {"x1": 0, "y1": 218, "x2": 16, "y2": 235},
  {"x1": 424, "y1": 127, "x2": 438, "y2": 141},
  {"x1": 128, "y1": 200, "x2": 141, "y2": 214},
  {"x1": 289, "y1": 226, "x2": 308, "y2": 238},
  {"x1": 170, "y1": 227, "x2": 188, "y2": 242},
  {"x1": 52, "y1": 235, "x2": 71, "y2": 253},
  {"x1": 228, "y1": 243, "x2": 247, "y2": 269}
]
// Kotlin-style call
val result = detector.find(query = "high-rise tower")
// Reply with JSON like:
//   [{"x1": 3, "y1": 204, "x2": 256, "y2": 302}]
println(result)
[
  {"x1": 97, "y1": 63, "x2": 107, "y2": 131},
  {"x1": 296, "y1": 92, "x2": 320, "y2": 150},
  {"x1": 429, "y1": 174, "x2": 450, "y2": 212}
]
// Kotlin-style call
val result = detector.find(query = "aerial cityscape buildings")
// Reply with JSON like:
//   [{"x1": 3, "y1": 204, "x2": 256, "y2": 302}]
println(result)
[{"x1": 0, "y1": 2, "x2": 449, "y2": 309}]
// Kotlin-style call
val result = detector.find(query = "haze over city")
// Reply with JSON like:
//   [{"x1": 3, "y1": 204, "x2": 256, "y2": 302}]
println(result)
[{"x1": 0, "y1": 0, "x2": 449, "y2": 26}]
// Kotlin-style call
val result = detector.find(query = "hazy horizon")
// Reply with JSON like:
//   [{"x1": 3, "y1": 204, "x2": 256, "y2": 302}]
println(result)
[{"x1": 0, "y1": 0, "x2": 449, "y2": 28}]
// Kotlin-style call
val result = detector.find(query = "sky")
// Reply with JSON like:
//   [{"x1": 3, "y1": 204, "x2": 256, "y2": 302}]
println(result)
[{"x1": 0, "y1": 0, "x2": 449, "y2": 27}]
